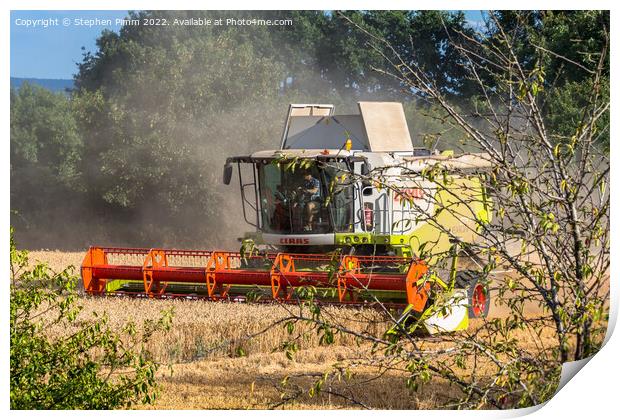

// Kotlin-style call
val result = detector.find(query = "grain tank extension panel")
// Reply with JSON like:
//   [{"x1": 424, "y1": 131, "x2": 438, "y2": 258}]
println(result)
[
  {"x1": 358, "y1": 102, "x2": 413, "y2": 152},
  {"x1": 281, "y1": 102, "x2": 413, "y2": 152}
]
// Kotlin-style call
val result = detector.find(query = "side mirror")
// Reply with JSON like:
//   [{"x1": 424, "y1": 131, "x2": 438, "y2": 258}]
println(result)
[{"x1": 223, "y1": 163, "x2": 233, "y2": 185}]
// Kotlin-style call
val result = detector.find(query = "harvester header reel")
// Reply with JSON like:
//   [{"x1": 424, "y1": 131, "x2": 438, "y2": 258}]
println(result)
[
  {"x1": 81, "y1": 246, "x2": 431, "y2": 307},
  {"x1": 80, "y1": 246, "x2": 475, "y2": 333}
]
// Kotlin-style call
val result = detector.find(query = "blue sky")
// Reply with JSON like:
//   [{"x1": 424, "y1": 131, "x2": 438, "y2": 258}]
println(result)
[
  {"x1": 11, "y1": 10, "x2": 131, "y2": 79},
  {"x1": 11, "y1": 10, "x2": 486, "y2": 79}
]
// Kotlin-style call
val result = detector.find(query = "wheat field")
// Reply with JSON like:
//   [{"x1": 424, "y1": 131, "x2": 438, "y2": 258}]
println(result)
[{"x1": 24, "y1": 250, "x2": 574, "y2": 409}]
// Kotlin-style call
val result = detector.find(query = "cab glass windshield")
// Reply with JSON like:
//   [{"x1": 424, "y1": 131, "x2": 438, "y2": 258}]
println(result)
[{"x1": 257, "y1": 161, "x2": 355, "y2": 234}]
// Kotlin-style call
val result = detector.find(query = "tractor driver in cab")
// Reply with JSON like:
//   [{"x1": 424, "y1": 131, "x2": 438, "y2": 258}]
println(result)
[{"x1": 298, "y1": 171, "x2": 321, "y2": 231}]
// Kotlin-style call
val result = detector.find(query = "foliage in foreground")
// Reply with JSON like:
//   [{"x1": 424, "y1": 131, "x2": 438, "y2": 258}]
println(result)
[
  {"x1": 10, "y1": 230, "x2": 173, "y2": 409},
  {"x1": 262, "y1": 12, "x2": 609, "y2": 409}
]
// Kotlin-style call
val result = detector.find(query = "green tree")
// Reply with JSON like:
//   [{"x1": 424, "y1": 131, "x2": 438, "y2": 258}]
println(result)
[
  {"x1": 72, "y1": 13, "x2": 297, "y2": 245},
  {"x1": 10, "y1": 230, "x2": 173, "y2": 409},
  {"x1": 323, "y1": 11, "x2": 478, "y2": 100},
  {"x1": 10, "y1": 83, "x2": 82, "y2": 186},
  {"x1": 488, "y1": 11, "x2": 610, "y2": 150},
  {"x1": 10, "y1": 83, "x2": 83, "y2": 200},
  {"x1": 10, "y1": 83, "x2": 87, "y2": 247}
]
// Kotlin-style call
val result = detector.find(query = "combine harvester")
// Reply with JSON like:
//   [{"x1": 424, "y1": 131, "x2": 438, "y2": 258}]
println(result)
[{"x1": 81, "y1": 102, "x2": 493, "y2": 333}]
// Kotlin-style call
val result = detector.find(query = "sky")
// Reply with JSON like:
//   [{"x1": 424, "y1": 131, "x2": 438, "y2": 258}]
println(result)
[
  {"x1": 10, "y1": 10, "x2": 486, "y2": 80},
  {"x1": 11, "y1": 10, "x2": 131, "y2": 79}
]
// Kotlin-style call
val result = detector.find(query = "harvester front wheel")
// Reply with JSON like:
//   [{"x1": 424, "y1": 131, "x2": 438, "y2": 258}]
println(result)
[{"x1": 455, "y1": 271, "x2": 490, "y2": 319}]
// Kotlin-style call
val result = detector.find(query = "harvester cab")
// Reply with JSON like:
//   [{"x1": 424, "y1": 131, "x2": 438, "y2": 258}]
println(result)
[{"x1": 223, "y1": 102, "x2": 492, "y2": 260}]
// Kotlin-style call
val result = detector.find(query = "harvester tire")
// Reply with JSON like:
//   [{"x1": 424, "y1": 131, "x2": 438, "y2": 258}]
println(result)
[{"x1": 455, "y1": 270, "x2": 490, "y2": 319}]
